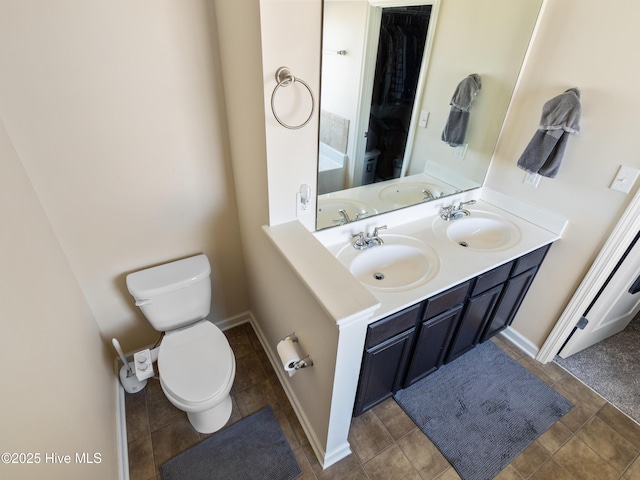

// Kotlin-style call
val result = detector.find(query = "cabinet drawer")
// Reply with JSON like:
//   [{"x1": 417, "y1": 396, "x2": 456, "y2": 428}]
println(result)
[
  {"x1": 511, "y1": 244, "x2": 550, "y2": 277},
  {"x1": 366, "y1": 303, "x2": 421, "y2": 348},
  {"x1": 423, "y1": 281, "x2": 470, "y2": 320},
  {"x1": 470, "y1": 262, "x2": 513, "y2": 296}
]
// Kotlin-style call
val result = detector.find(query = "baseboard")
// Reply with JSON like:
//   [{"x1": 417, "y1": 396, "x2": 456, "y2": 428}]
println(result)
[
  {"x1": 114, "y1": 361, "x2": 129, "y2": 480},
  {"x1": 500, "y1": 326, "x2": 539, "y2": 359},
  {"x1": 214, "y1": 310, "x2": 253, "y2": 332},
  {"x1": 247, "y1": 314, "x2": 338, "y2": 469},
  {"x1": 321, "y1": 442, "x2": 352, "y2": 469}
]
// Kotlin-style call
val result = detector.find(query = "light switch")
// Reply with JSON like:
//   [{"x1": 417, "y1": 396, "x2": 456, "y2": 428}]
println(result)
[{"x1": 610, "y1": 165, "x2": 640, "y2": 194}]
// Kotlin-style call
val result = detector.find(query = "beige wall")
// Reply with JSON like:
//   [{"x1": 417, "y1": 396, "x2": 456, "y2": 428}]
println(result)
[
  {"x1": 0, "y1": 118, "x2": 118, "y2": 479},
  {"x1": 485, "y1": 0, "x2": 640, "y2": 347},
  {"x1": 224, "y1": 0, "x2": 640, "y2": 358},
  {"x1": 250, "y1": 0, "x2": 640, "y2": 355},
  {"x1": 0, "y1": 2, "x2": 251, "y2": 475},
  {"x1": 0, "y1": 0, "x2": 248, "y2": 352}
]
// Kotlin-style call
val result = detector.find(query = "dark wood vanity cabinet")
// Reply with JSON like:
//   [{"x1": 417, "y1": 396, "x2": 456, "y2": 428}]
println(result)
[
  {"x1": 444, "y1": 260, "x2": 514, "y2": 363},
  {"x1": 404, "y1": 282, "x2": 469, "y2": 386},
  {"x1": 445, "y1": 284, "x2": 503, "y2": 363},
  {"x1": 479, "y1": 246, "x2": 549, "y2": 342},
  {"x1": 353, "y1": 304, "x2": 421, "y2": 415},
  {"x1": 353, "y1": 244, "x2": 551, "y2": 416}
]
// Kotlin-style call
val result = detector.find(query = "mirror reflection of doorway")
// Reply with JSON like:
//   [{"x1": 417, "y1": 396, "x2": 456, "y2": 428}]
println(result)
[{"x1": 365, "y1": 5, "x2": 432, "y2": 183}]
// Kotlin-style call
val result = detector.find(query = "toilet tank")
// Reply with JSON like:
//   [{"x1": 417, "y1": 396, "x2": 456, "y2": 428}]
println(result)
[{"x1": 126, "y1": 254, "x2": 212, "y2": 331}]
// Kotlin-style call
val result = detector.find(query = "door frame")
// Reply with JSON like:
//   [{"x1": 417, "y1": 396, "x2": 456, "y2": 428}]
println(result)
[
  {"x1": 349, "y1": 0, "x2": 440, "y2": 187},
  {"x1": 537, "y1": 187, "x2": 640, "y2": 363}
]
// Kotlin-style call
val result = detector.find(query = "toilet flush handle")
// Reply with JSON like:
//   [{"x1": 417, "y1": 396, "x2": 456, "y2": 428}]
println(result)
[{"x1": 135, "y1": 299, "x2": 152, "y2": 307}]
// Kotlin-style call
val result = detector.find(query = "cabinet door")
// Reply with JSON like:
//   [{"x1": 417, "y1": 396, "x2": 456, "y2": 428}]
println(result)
[
  {"x1": 353, "y1": 328, "x2": 415, "y2": 416},
  {"x1": 446, "y1": 285, "x2": 502, "y2": 363},
  {"x1": 403, "y1": 306, "x2": 463, "y2": 387},
  {"x1": 481, "y1": 267, "x2": 537, "y2": 342}
]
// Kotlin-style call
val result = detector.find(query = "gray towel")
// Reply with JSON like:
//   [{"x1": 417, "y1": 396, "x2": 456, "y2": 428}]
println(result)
[
  {"x1": 517, "y1": 88, "x2": 581, "y2": 178},
  {"x1": 442, "y1": 74, "x2": 482, "y2": 147}
]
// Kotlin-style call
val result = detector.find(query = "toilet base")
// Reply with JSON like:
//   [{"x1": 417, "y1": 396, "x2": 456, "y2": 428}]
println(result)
[{"x1": 186, "y1": 394, "x2": 233, "y2": 434}]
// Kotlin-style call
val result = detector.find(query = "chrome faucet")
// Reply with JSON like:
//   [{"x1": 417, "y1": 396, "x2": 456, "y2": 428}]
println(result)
[
  {"x1": 333, "y1": 209, "x2": 369, "y2": 225},
  {"x1": 440, "y1": 200, "x2": 476, "y2": 221},
  {"x1": 422, "y1": 189, "x2": 435, "y2": 201},
  {"x1": 352, "y1": 225, "x2": 387, "y2": 250},
  {"x1": 333, "y1": 209, "x2": 351, "y2": 225}
]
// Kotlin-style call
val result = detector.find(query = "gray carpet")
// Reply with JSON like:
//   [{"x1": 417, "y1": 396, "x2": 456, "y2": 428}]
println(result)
[
  {"x1": 556, "y1": 314, "x2": 640, "y2": 424},
  {"x1": 394, "y1": 341, "x2": 572, "y2": 480},
  {"x1": 160, "y1": 406, "x2": 301, "y2": 480}
]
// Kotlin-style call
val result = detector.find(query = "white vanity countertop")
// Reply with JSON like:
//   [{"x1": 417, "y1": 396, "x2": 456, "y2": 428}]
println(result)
[
  {"x1": 325, "y1": 199, "x2": 561, "y2": 322},
  {"x1": 263, "y1": 222, "x2": 381, "y2": 327},
  {"x1": 265, "y1": 188, "x2": 565, "y2": 327}
]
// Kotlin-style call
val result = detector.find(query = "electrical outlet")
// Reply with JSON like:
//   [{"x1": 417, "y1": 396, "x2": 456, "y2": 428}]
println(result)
[
  {"x1": 418, "y1": 110, "x2": 429, "y2": 128},
  {"x1": 296, "y1": 192, "x2": 309, "y2": 217},
  {"x1": 454, "y1": 144, "x2": 467, "y2": 160},
  {"x1": 524, "y1": 172, "x2": 541, "y2": 188}
]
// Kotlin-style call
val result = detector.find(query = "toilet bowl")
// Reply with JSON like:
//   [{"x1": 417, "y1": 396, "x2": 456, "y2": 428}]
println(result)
[
  {"x1": 126, "y1": 254, "x2": 236, "y2": 434},
  {"x1": 159, "y1": 320, "x2": 236, "y2": 433}
]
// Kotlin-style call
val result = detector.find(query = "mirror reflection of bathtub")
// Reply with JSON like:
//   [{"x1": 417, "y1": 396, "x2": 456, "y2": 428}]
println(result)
[{"x1": 318, "y1": 142, "x2": 347, "y2": 195}]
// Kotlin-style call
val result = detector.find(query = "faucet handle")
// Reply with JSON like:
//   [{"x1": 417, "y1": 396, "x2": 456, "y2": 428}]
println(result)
[
  {"x1": 459, "y1": 199, "x2": 476, "y2": 208},
  {"x1": 441, "y1": 204, "x2": 455, "y2": 213},
  {"x1": 372, "y1": 225, "x2": 387, "y2": 237},
  {"x1": 422, "y1": 189, "x2": 435, "y2": 201},
  {"x1": 352, "y1": 231, "x2": 367, "y2": 248},
  {"x1": 338, "y1": 209, "x2": 351, "y2": 223}
]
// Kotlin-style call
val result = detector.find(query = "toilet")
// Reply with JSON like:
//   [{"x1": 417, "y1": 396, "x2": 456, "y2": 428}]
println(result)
[{"x1": 126, "y1": 254, "x2": 236, "y2": 434}]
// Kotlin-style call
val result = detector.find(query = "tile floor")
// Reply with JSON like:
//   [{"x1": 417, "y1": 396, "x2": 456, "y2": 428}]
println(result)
[{"x1": 125, "y1": 323, "x2": 640, "y2": 480}]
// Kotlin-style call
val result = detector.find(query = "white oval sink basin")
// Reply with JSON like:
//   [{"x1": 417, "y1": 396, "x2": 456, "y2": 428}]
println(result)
[
  {"x1": 378, "y1": 182, "x2": 454, "y2": 206},
  {"x1": 336, "y1": 235, "x2": 440, "y2": 291},
  {"x1": 317, "y1": 198, "x2": 377, "y2": 229},
  {"x1": 432, "y1": 212, "x2": 521, "y2": 251}
]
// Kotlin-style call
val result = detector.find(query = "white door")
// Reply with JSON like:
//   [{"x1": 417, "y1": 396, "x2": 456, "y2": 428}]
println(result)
[{"x1": 559, "y1": 233, "x2": 640, "y2": 358}]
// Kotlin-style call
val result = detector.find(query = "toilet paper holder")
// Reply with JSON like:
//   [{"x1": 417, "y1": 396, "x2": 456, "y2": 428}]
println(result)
[{"x1": 282, "y1": 333, "x2": 313, "y2": 370}]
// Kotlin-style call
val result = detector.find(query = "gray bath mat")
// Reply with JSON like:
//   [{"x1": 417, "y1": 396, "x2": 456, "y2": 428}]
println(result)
[
  {"x1": 160, "y1": 406, "x2": 301, "y2": 480},
  {"x1": 394, "y1": 341, "x2": 572, "y2": 480}
]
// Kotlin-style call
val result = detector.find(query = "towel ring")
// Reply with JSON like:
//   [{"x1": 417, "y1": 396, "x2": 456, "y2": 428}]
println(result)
[{"x1": 270, "y1": 67, "x2": 315, "y2": 130}]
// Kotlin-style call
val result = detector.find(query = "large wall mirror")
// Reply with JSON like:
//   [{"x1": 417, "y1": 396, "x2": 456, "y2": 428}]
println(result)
[{"x1": 316, "y1": 0, "x2": 543, "y2": 230}]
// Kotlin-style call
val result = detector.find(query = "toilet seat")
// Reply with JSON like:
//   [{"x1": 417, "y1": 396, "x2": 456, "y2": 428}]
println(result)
[{"x1": 158, "y1": 320, "x2": 235, "y2": 405}]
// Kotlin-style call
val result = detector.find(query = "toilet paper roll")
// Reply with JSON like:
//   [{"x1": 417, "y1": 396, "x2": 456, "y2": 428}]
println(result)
[{"x1": 277, "y1": 337, "x2": 300, "y2": 373}]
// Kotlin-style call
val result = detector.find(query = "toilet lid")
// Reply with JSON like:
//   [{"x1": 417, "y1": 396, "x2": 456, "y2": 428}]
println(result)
[{"x1": 158, "y1": 321, "x2": 234, "y2": 404}]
